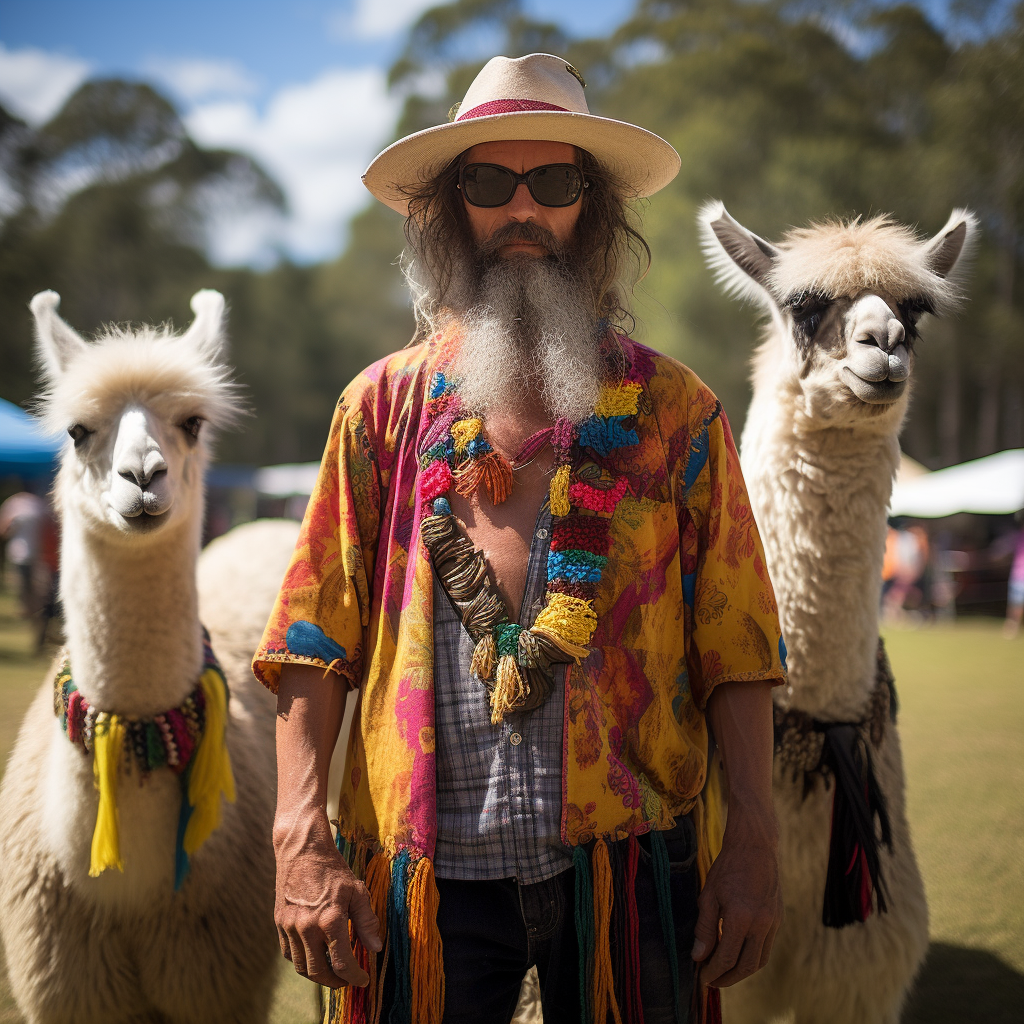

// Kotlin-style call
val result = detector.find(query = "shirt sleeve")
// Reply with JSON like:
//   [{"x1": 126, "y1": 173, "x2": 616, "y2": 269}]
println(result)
[
  {"x1": 678, "y1": 400, "x2": 787, "y2": 710},
  {"x1": 252, "y1": 391, "x2": 381, "y2": 694}
]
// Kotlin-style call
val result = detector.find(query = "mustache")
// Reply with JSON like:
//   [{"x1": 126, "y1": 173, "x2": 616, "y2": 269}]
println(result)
[{"x1": 476, "y1": 220, "x2": 565, "y2": 259}]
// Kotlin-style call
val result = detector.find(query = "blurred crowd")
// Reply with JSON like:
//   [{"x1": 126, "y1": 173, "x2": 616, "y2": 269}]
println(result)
[
  {"x1": 881, "y1": 516, "x2": 1024, "y2": 635},
  {"x1": 0, "y1": 486, "x2": 60, "y2": 651}
]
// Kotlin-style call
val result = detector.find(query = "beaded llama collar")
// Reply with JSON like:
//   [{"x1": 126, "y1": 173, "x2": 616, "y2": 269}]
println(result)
[
  {"x1": 53, "y1": 628, "x2": 235, "y2": 889},
  {"x1": 417, "y1": 347, "x2": 642, "y2": 723}
]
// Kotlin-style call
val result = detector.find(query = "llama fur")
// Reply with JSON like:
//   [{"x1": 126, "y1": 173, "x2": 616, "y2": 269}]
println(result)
[
  {"x1": 0, "y1": 290, "x2": 300, "y2": 1024},
  {"x1": 699, "y1": 202, "x2": 976, "y2": 1024}
]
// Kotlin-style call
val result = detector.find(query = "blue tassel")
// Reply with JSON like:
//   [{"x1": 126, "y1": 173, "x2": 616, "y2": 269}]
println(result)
[
  {"x1": 573, "y1": 846, "x2": 594, "y2": 1024},
  {"x1": 429, "y1": 372, "x2": 447, "y2": 399},
  {"x1": 285, "y1": 621, "x2": 347, "y2": 665},
  {"x1": 173, "y1": 768, "x2": 193, "y2": 891},
  {"x1": 388, "y1": 849, "x2": 413, "y2": 1024},
  {"x1": 651, "y1": 829, "x2": 682, "y2": 1023},
  {"x1": 432, "y1": 497, "x2": 452, "y2": 516}
]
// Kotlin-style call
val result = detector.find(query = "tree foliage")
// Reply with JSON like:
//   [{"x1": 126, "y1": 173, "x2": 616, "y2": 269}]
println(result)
[{"x1": 1, "y1": 2, "x2": 1021, "y2": 469}]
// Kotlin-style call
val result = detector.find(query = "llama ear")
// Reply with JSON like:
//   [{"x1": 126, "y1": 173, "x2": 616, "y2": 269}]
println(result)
[
  {"x1": 698, "y1": 200, "x2": 779, "y2": 307},
  {"x1": 30, "y1": 291, "x2": 88, "y2": 379},
  {"x1": 923, "y1": 208, "x2": 978, "y2": 280},
  {"x1": 181, "y1": 289, "x2": 227, "y2": 362}
]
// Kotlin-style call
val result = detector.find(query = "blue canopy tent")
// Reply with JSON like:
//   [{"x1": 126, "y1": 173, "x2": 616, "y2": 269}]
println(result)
[{"x1": 0, "y1": 398, "x2": 62, "y2": 479}]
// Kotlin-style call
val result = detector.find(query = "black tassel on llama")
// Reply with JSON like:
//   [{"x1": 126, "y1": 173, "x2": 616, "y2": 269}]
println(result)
[{"x1": 821, "y1": 724, "x2": 893, "y2": 927}]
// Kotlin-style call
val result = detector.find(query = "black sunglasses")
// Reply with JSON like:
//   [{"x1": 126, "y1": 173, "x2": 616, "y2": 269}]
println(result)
[{"x1": 458, "y1": 162, "x2": 587, "y2": 208}]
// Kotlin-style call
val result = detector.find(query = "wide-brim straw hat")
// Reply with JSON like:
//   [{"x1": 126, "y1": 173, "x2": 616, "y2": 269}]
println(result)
[{"x1": 363, "y1": 52, "x2": 681, "y2": 215}]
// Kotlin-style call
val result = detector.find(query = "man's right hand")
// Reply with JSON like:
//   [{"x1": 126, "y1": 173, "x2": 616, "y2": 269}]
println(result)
[
  {"x1": 273, "y1": 662, "x2": 382, "y2": 989},
  {"x1": 274, "y1": 816, "x2": 382, "y2": 989}
]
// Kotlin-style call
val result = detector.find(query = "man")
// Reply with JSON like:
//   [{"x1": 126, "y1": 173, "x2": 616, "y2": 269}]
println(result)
[{"x1": 254, "y1": 53, "x2": 786, "y2": 1024}]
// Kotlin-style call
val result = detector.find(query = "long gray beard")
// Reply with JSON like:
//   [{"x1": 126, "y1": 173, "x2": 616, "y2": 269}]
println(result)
[{"x1": 451, "y1": 255, "x2": 603, "y2": 424}]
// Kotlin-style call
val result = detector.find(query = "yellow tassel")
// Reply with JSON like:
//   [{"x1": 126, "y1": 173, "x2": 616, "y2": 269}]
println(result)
[
  {"x1": 489, "y1": 654, "x2": 526, "y2": 725},
  {"x1": 692, "y1": 795, "x2": 713, "y2": 887},
  {"x1": 469, "y1": 633, "x2": 497, "y2": 681},
  {"x1": 184, "y1": 666, "x2": 236, "y2": 855},
  {"x1": 531, "y1": 592, "x2": 597, "y2": 660},
  {"x1": 550, "y1": 464, "x2": 571, "y2": 516},
  {"x1": 408, "y1": 857, "x2": 445, "y2": 1024},
  {"x1": 89, "y1": 712, "x2": 125, "y2": 876},
  {"x1": 591, "y1": 838, "x2": 623, "y2": 1024},
  {"x1": 595, "y1": 381, "x2": 641, "y2": 417},
  {"x1": 450, "y1": 418, "x2": 482, "y2": 454},
  {"x1": 704, "y1": 759, "x2": 726, "y2": 863}
]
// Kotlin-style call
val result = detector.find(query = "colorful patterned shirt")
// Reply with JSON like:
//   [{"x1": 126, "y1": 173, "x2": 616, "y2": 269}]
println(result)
[{"x1": 253, "y1": 330, "x2": 787, "y2": 863}]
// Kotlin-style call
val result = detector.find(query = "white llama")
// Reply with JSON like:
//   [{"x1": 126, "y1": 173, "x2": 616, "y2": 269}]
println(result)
[
  {"x1": 0, "y1": 291, "x2": 299, "y2": 1024},
  {"x1": 699, "y1": 203, "x2": 975, "y2": 1024}
]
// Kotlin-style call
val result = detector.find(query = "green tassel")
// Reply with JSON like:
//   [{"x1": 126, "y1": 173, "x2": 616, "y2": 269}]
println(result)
[
  {"x1": 651, "y1": 829, "x2": 682, "y2": 1023},
  {"x1": 573, "y1": 845, "x2": 594, "y2": 1024}
]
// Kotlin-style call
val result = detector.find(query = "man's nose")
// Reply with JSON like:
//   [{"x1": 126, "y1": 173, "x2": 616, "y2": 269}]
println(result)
[{"x1": 505, "y1": 182, "x2": 539, "y2": 222}]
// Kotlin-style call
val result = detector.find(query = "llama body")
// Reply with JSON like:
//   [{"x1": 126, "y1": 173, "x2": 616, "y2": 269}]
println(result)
[
  {"x1": 700, "y1": 204, "x2": 975, "y2": 1023},
  {"x1": 0, "y1": 291, "x2": 299, "y2": 1024}
]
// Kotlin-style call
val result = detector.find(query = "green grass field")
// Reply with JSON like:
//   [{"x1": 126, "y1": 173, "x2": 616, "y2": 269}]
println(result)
[{"x1": 0, "y1": 585, "x2": 1020, "y2": 1023}]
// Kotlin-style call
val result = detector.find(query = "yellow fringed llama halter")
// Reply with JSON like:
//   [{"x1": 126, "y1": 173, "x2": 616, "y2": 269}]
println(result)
[{"x1": 54, "y1": 629, "x2": 235, "y2": 887}]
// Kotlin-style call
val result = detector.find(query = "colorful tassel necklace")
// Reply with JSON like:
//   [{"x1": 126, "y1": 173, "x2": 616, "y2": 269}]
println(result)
[
  {"x1": 418, "y1": 362, "x2": 642, "y2": 724},
  {"x1": 53, "y1": 628, "x2": 236, "y2": 888}
]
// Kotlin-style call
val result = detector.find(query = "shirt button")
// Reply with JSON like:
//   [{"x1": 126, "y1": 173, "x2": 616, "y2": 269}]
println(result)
[
  {"x1": 536, "y1": 528, "x2": 549, "y2": 540},
  {"x1": 509, "y1": 732, "x2": 523, "y2": 746}
]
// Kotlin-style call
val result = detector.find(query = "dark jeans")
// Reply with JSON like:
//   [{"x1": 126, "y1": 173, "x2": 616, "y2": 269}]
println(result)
[{"x1": 379, "y1": 819, "x2": 699, "y2": 1024}]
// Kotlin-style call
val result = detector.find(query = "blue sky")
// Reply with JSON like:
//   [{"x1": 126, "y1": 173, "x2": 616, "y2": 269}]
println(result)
[
  {"x1": 0, "y1": 1, "x2": 635, "y2": 264},
  {"x1": 0, "y1": 1, "x2": 1006, "y2": 265}
]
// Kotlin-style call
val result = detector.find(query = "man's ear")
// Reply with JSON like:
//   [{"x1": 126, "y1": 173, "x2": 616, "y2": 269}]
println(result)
[
  {"x1": 30, "y1": 291, "x2": 88, "y2": 381},
  {"x1": 698, "y1": 200, "x2": 779, "y2": 308}
]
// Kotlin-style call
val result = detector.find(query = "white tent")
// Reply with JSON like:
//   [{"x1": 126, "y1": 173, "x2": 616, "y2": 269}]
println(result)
[
  {"x1": 889, "y1": 449, "x2": 1024, "y2": 518},
  {"x1": 254, "y1": 462, "x2": 320, "y2": 498}
]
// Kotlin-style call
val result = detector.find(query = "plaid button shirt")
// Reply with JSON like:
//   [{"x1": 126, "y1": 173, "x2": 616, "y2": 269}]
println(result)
[{"x1": 432, "y1": 502, "x2": 572, "y2": 883}]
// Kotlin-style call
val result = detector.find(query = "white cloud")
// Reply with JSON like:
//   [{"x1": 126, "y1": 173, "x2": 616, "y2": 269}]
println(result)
[
  {"x1": 0, "y1": 43, "x2": 90, "y2": 125},
  {"x1": 185, "y1": 66, "x2": 400, "y2": 264},
  {"x1": 144, "y1": 57, "x2": 258, "y2": 102},
  {"x1": 331, "y1": 0, "x2": 437, "y2": 41}
]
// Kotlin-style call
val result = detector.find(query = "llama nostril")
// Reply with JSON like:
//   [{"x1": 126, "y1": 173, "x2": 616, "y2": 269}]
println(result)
[{"x1": 887, "y1": 319, "x2": 905, "y2": 352}]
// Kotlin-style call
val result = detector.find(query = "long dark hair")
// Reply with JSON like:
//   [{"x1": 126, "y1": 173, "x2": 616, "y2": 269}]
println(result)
[{"x1": 400, "y1": 147, "x2": 652, "y2": 338}]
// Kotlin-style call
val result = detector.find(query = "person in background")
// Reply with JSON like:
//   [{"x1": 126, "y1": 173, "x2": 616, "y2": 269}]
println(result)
[{"x1": 1003, "y1": 513, "x2": 1024, "y2": 638}]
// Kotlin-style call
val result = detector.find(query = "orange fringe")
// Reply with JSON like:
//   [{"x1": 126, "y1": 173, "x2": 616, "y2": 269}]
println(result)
[
  {"x1": 408, "y1": 857, "x2": 445, "y2": 1024},
  {"x1": 591, "y1": 838, "x2": 623, "y2": 1024},
  {"x1": 363, "y1": 850, "x2": 392, "y2": 1024},
  {"x1": 454, "y1": 451, "x2": 513, "y2": 505}
]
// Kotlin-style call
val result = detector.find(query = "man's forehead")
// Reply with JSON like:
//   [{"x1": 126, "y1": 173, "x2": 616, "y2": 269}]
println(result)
[{"x1": 462, "y1": 139, "x2": 578, "y2": 170}]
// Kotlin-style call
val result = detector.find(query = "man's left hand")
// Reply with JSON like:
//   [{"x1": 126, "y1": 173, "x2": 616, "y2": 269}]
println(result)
[{"x1": 691, "y1": 809, "x2": 782, "y2": 987}]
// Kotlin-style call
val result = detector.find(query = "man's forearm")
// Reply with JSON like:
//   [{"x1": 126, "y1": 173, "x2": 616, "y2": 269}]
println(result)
[
  {"x1": 706, "y1": 678, "x2": 775, "y2": 831},
  {"x1": 274, "y1": 662, "x2": 348, "y2": 851}
]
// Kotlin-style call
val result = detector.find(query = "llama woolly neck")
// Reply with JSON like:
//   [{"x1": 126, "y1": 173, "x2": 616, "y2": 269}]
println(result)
[
  {"x1": 742, "y1": 400, "x2": 899, "y2": 720},
  {"x1": 59, "y1": 510, "x2": 204, "y2": 718}
]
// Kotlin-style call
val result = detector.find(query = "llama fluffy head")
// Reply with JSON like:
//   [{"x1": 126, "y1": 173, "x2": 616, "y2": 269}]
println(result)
[
  {"x1": 698, "y1": 201, "x2": 976, "y2": 430},
  {"x1": 31, "y1": 290, "x2": 243, "y2": 542}
]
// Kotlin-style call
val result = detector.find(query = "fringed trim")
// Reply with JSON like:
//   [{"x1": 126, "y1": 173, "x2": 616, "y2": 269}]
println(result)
[
  {"x1": 650, "y1": 830, "x2": 682, "y2": 1024},
  {"x1": 453, "y1": 450, "x2": 514, "y2": 505},
  {"x1": 324, "y1": 845, "x2": 443, "y2": 1024},
  {"x1": 469, "y1": 633, "x2": 497, "y2": 681},
  {"x1": 590, "y1": 839, "x2": 624, "y2": 1024}
]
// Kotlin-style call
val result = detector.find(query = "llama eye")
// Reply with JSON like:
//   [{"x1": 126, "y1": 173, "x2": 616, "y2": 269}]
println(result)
[
  {"x1": 68, "y1": 424, "x2": 92, "y2": 447},
  {"x1": 897, "y1": 297, "x2": 935, "y2": 342},
  {"x1": 786, "y1": 291, "x2": 830, "y2": 344},
  {"x1": 181, "y1": 416, "x2": 203, "y2": 440}
]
